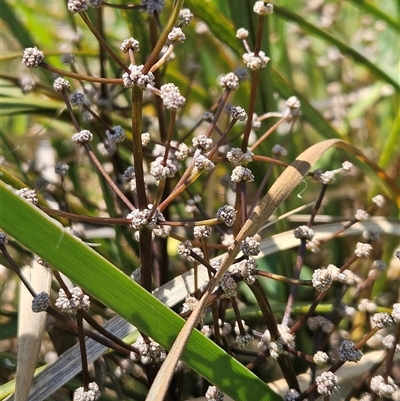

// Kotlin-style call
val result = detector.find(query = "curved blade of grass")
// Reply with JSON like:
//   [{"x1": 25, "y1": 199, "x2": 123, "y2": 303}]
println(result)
[
  {"x1": 273, "y1": 5, "x2": 400, "y2": 92},
  {"x1": 0, "y1": 181, "x2": 280, "y2": 401},
  {"x1": 147, "y1": 138, "x2": 400, "y2": 399}
]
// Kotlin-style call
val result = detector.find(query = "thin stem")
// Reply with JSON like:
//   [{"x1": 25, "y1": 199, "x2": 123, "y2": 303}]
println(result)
[{"x1": 76, "y1": 314, "x2": 90, "y2": 390}]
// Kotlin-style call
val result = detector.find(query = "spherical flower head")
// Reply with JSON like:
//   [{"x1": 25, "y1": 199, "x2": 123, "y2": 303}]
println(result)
[
  {"x1": 240, "y1": 236, "x2": 261, "y2": 256},
  {"x1": 315, "y1": 371, "x2": 339, "y2": 396},
  {"x1": 230, "y1": 106, "x2": 247, "y2": 121},
  {"x1": 370, "y1": 375, "x2": 399, "y2": 398},
  {"x1": 168, "y1": 27, "x2": 186, "y2": 43},
  {"x1": 106, "y1": 126, "x2": 126, "y2": 144},
  {"x1": 308, "y1": 316, "x2": 334, "y2": 332},
  {"x1": 341, "y1": 161, "x2": 353, "y2": 172},
  {"x1": 231, "y1": 166, "x2": 254, "y2": 183},
  {"x1": 219, "y1": 72, "x2": 239, "y2": 90},
  {"x1": 73, "y1": 382, "x2": 101, "y2": 401},
  {"x1": 181, "y1": 295, "x2": 199, "y2": 313},
  {"x1": 193, "y1": 225, "x2": 213, "y2": 239},
  {"x1": 72, "y1": 130, "x2": 93, "y2": 147},
  {"x1": 68, "y1": 0, "x2": 89, "y2": 13},
  {"x1": 19, "y1": 75, "x2": 35, "y2": 93},
  {"x1": 338, "y1": 340, "x2": 363, "y2": 362},
  {"x1": 173, "y1": 143, "x2": 188, "y2": 161},
  {"x1": 159, "y1": 83, "x2": 186, "y2": 110},
  {"x1": 313, "y1": 351, "x2": 329, "y2": 365},
  {"x1": 141, "y1": 0, "x2": 165, "y2": 14},
  {"x1": 16, "y1": 188, "x2": 38, "y2": 205},
  {"x1": 355, "y1": 209, "x2": 369, "y2": 221},
  {"x1": 120, "y1": 38, "x2": 140, "y2": 53},
  {"x1": 243, "y1": 51, "x2": 270, "y2": 70},
  {"x1": 219, "y1": 273, "x2": 237, "y2": 298},
  {"x1": 392, "y1": 303, "x2": 400, "y2": 323},
  {"x1": 236, "y1": 333, "x2": 254, "y2": 349},
  {"x1": 127, "y1": 206, "x2": 163, "y2": 231},
  {"x1": 236, "y1": 27, "x2": 249, "y2": 39},
  {"x1": 130, "y1": 336, "x2": 166, "y2": 365},
  {"x1": 272, "y1": 144, "x2": 288, "y2": 157},
  {"x1": 53, "y1": 77, "x2": 70, "y2": 92},
  {"x1": 216, "y1": 205, "x2": 236, "y2": 227},
  {"x1": 227, "y1": 148, "x2": 244, "y2": 165},
  {"x1": 22, "y1": 47, "x2": 44, "y2": 68},
  {"x1": 192, "y1": 134, "x2": 213, "y2": 152},
  {"x1": 178, "y1": 8, "x2": 193, "y2": 26},
  {"x1": 32, "y1": 291, "x2": 50, "y2": 312},
  {"x1": 55, "y1": 162, "x2": 70, "y2": 177},
  {"x1": 70, "y1": 92, "x2": 86, "y2": 107},
  {"x1": 283, "y1": 389, "x2": 300, "y2": 401},
  {"x1": 205, "y1": 386, "x2": 224, "y2": 401},
  {"x1": 354, "y1": 242, "x2": 373, "y2": 258},
  {"x1": 88, "y1": 0, "x2": 102, "y2": 8},
  {"x1": 177, "y1": 240, "x2": 194, "y2": 261},
  {"x1": 61, "y1": 53, "x2": 76, "y2": 65},
  {"x1": 55, "y1": 287, "x2": 90, "y2": 314},
  {"x1": 195, "y1": 154, "x2": 215, "y2": 172},
  {"x1": 150, "y1": 156, "x2": 179, "y2": 180},
  {"x1": 0, "y1": 232, "x2": 9, "y2": 245},
  {"x1": 312, "y1": 268, "x2": 333, "y2": 292},
  {"x1": 253, "y1": 1, "x2": 273, "y2": 15},
  {"x1": 372, "y1": 194, "x2": 385, "y2": 208},
  {"x1": 293, "y1": 225, "x2": 315, "y2": 240},
  {"x1": 286, "y1": 95, "x2": 301, "y2": 110},
  {"x1": 123, "y1": 64, "x2": 155, "y2": 88},
  {"x1": 372, "y1": 312, "x2": 393, "y2": 329}
]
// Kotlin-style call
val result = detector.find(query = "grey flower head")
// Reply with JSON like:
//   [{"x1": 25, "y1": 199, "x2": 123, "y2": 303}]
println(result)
[
  {"x1": 141, "y1": 0, "x2": 165, "y2": 14},
  {"x1": 106, "y1": 126, "x2": 126, "y2": 144},
  {"x1": 315, "y1": 371, "x2": 339, "y2": 396},
  {"x1": 194, "y1": 154, "x2": 215, "y2": 172},
  {"x1": 338, "y1": 340, "x2": 363, "y2": 362},
  {"x1": 216, "y1": 205, "x2": 236, "y2": 227},
  {"x1": 178, "y1": 8, "x2": 193, "y2": 26},
  {"x1": 253, "y1": 1, "x2": 274, "y2": 15},
  {"x1": 219, "y1": 72, "x2": 239, "y2": 90},
  {"x1": 22, "y1": 47, "x2": 44, "y2": 68},
  {"x1": 32, "y1": 291, "x2": 50, "y2": 313},
  {"x1": 16, "y1": 188, "x2": 38, "y2": 205},
  {"x1": 53, "y1": 77, "x2": 70, "y2": 92},
  {"x1": 55, "y1": 287, "x2": 90, "y2": 314},
  {"x1": 70, "y1": 92, "x2": 86, "y2": 107},
  {"x1": 130, "y1": 336, "x2": 167, "y2": 365},
  {"x1": 68, "y1": 0, "x2": 89, "y2": 13},
  {"x1": 55, "y1": 162, "x2": 70, "y2": 177},
  {"x1": 243, "y1": 51, "x2": 270, "y2": 70},
  {"x1": 236, "y1": 27, "x2": 249, "y2": 39},
  {"x1": 120, "y1": 38, "x2": 140, "y2": 53},
  {"x1": 205, "y1": 386, "x2": 224, "y2": 401},
  {"x1": 293, "y1": 225, "x2": 315, "y2": 240},
  {"x1": 230, "y1": 106, "x2": 247, "y2": 121},
  {"x1": 168, "y1": 27, "x2": 186, "y2": 44},
  {"x1": 0, "y1": 232, "x2": 9, "y2": 245},
  {"x1": 312, "y1": 268, "x2": 333, "y2": 292},
  {"x1": 123, "y1": 64, "x2": 155, "y2": 88}
]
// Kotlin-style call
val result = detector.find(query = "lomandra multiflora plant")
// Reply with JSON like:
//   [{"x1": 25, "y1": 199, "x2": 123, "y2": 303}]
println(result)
[{"x1": 0, "y1": 1, "x2": 399, "y2": 400}]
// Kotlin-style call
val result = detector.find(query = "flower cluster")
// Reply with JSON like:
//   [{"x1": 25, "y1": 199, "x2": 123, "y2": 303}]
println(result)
[
  {"x1": 55, "y1": 287, "x2": 90, "y2": 313},
  {"x1": 122, "y1": 64, "x2": 155, "y2": 88},
  {"x1": 130, "y1": 336, "x2": 167, "y2": 365},
  {"x1": 16, "y1": 188, "x2": 38, "y2": 205},
  {"x1": 31, "y1": 291, "x2": 51, "y2": 312},
  {"x1": 73, "y1": 382, "x2": 101, "y2": 401}
]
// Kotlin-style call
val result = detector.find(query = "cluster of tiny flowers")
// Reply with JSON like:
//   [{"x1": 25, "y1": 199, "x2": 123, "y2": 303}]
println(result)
[
  {"x1": 0, "y1": 232, "x2": 9, "y2": 245},
  {"x1": 372, "y1": 194, "x2": 386, "y2": 208},
  {"x1": 240, "y1": 236, "x2": 261, "y2": 257},
  {"x1": 363, "y1": 230, "x2": 380, "y2": 242},
  {"x1": 177, "y1": 241, "x2": 203, "y2": 262},
  {"x1": 382, "y1": 334, "x2": 400, "y2": 352},
  {"x1": 141, "y1": 132, "x2": 151, "y2": 146},
  {"x1": 67, "y1": 0, "x2": 89, "y2": 13},
  {"x1": 326, "y1": 264, "x2": 361, "y2": 286},
  {"x1": 218, "y1": 320, "x2": 232, "y2": 336},
  {"x1": 230, "y1": 106, "x2": 247, "y2": 121},
  {"x1": 70, "y1": 92, "x2": 86, "y2": 108},
  {"x1": 55, "y1": 287, "x2": 90, "y2": 313},
  {"x1": 22, "y1": 47, "x2": 44, "y2": 68},
  {"x1": 258, "y1": 330, "x2": 283, "y2": 358},
  {"x1": 16, "y1": 188, "x2": 38, "y2": 205},
  {"x1": 31, "y1": 291, "x2": 50, "y2": 312},
  {"x1": 272, "y1": 144, "x2": 288, "y2": 157},
  {"x1": 243, "y1": 51, "x2": 270, "y2": 70},
  {"x1": 236, "y1": 27, "x2": 249, "y2": 39},
  {"x1": 293, "y1": 225, "x2": 315, "y2": 240},
  {"x1": 227, "y1": 148, "x2": 254, "y2": 165},
  {"x1": 313, "y1": 351, "x2": 329, "y2": 365},
  {"x1": 192, "y1": 134, "x2": 213, "y2": 152},
  {"x1": 175, "y1": 143, "x2": 189, "y2": 161},
  {"x1": 141, "y1": 0, "x2": 165, "y2": 14},
  {"x1": 307, "y1": 316, "x2": 334, "y2": 333},
  {"x1": 283, "y1": 389, "x2": 300, "y2": 401},
  {"x1": 181, "y1": 295, "x2": 199, "y2": 313},
  {"x1": 312, "y1": 268, "x2": 333, "y2": 292},
  {"x1": 358, "y1": 298, "x2": 377, "y2": 313},
  {"x1": 104, "y1": 126, "x2": 124, "y2": 144},
  {"x1": 219, "y1": 72, "x2": 239, "y2": 90},
  {"x1": 205, "y1": 386, "x2": 224, "y2": 401},
  {"x1": 159, "y1": 83, "x2": 186, "y2": 110},
  {"x1": 354, "y1": 242, "x2": 373, "y2": 258},
  {"x1": 234, "y1": 320, "x2": 254, "y2": 349},
  {"x1": 122, "y1": 64, "x2": 155, "y2": 88},
  {"x1": 219, "y1": 273, "x2": 237, "y2": 299},
  {"x1": 120, "y1": 37, "x2": 140, "y2": 53},
  {"x1": 253, "y1": 1, "x2": 273, "y2": 15},
  {"x1": 168, "y1": 27, "x2": 186, "y2": 43},
  {"x1": 53, "y1": 77, "x2": 70, "y2": 92},
  {"x1": 72, "y1": 130, "x2": 93, "y2": 147},
  {"x1": 338, "y1": 340, "x2": 363, "y2": 362},
  {"x1": 193, "y1": 225, "x2": 212, "y2": 239},
  {"x1": 315, "y1": 371, "x2": 339, "y2": 396},
  {"x1": 194, "y1": 154, "x2": 215, "y2": 172},
  {"x1": 19, "y1": 75, "x2": 35, "y2": 93},
  {"x1": 392, "y1": 303, "x2": 400, "y2": 323},
  {"x1": 370, "y1": 375, "x2": 399, "y2": 398},
  {"x1": 130, "y1": 336, "x2": 167, "y2": 365},
  {"x1": 150, "y1": 157, "x2": 179, "y2": 180},
  {"x1": 231, "y1": 166, "x2": 254, "y2": 183},
  {"x1": 216, "y1": 205, "x2": 236, "y2": 227},
  {"x1": 73, "y1": 382, "x2": 101, "y2": 401},
  {"x1": 355, "y1": 209, "x2": 369, "y2": 221},
  {"x1": 178, "y1": 8, "x2": 193, "y2": 26},
  {"x1": 372, "y1": 312, "x2": 393, "y2": 329},
  {"x1": 285, "y1": 96, "x2": 301, "y2": 118},
  {"x1": 127, "y1": 205, "x2": 165, "y2": 231},
  {"x1": 55, "y1": 162, "x2": 70, "y2": 177},
  {"x1": 230, "y1": 259, "x2": 257, "y2": 284}
]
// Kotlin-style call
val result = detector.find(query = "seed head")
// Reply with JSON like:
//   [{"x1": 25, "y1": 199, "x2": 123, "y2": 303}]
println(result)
[
  {"x1": 243, "y1": 51, "x2": 270, "y2": 70},
  {"x1": 315, "y1": 371, "x2": 339, "y2": 396},
  {"x1": 236, "y1": 28, "x2": 249, "y2": 39},
  {"x1": 159, "y1": 83, "x2": 186, "y2": 110},
  {"x1": 219, "y1": 72, "x2": 239, "y2": 90},
  {"x1": 73, "y1": 382, "x2": 101, "y2": 401},
  {"x1": 150, "y1": 156, "x2": 179, "y2": 180},
  {"x1": 168, "y1": 27, "x2": 186, "y2": 43},
  {"x1": 72, "y1": 130, "x2": 93, "y2": 147},
  {"x1": 16, "y1": 188, "x2": 38, "y2": 205},
  {"x1": 313, "y1": 351, "x2": 329, "y2": 365},
  {"x1": 22, "y1": 47, "x2": 44, "y2": 68},
  {"x1": 372, "y1": 194, "x2": 385, "y2": 208},
  {"x1": 192, "y1": 134, "x2": 213, "y2": 152},
  {"x1": 354, "y1": 242, "x2": 373, "y2": 258},
  {"x1": 120, "y1": 38, "x2": 140, "y2": 53},
  {"x1": 205, "y1": 386, "x2": 224, "y2": 401},
  {"x1": 230, "y1": 106, "x2": 247, "y2": 121},
  {"x1": 338, "y1": 340, "x2": 363, "y2": 362},
  {"x1": 216, "y1": 205, "x2": 236, "y2": 227},
  {"x1": 67, "y1": 0, "x2": 89, "y2": 13},
  {"x1": 123, "y1": 64, "x2": 155, "y2": 88},
  {"x1": 293, "y1": 225, "x2": 315, "y2": 240},
  {"x1": 240, "y1": 236, "x2": 261, "y2": 256},
  {"x1": 194, "y1": 154, "x2": 215, "y2": 172},
  {"x1": 312, "y1": 268, "x2": 333, "y2": 292},
  {"x1": 392, "y1": 303, "x2": 400, "y2": 323},
  {"x1": 372, "y1": 312, "x2": 393, "y2": 329},
  {"x1": 231, "y1": 166, "x2": 254, "y2": 182},
  {"x1": 55, "y1": 287, "x2": 90, "y2": 314},
  {"x1": 141, "y1": 0, "x2": 165, "y2": 14},
  {"x1": 31, "y1": 291, "x2": 51, "y2": 312},
  {"x1": 106, "y1": 126, "x2": 126, "y2": 144},
  {"x1": 178, "y1": 8, "x2": 193, "y2": 26},
  {"x1": 253, "y1": 1, "x2": 274, "y2": 15},
  {"x1": 53, "y1": 77, "x2": 70, "y2": 92},
  {"x1": 0, "y1": 232, "x2": 8, "y2": 245}
]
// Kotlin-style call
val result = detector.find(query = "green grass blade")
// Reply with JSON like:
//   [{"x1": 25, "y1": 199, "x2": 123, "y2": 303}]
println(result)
[{"x1": 0, "y1": 182, "x2": 280, "y2": 401}]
